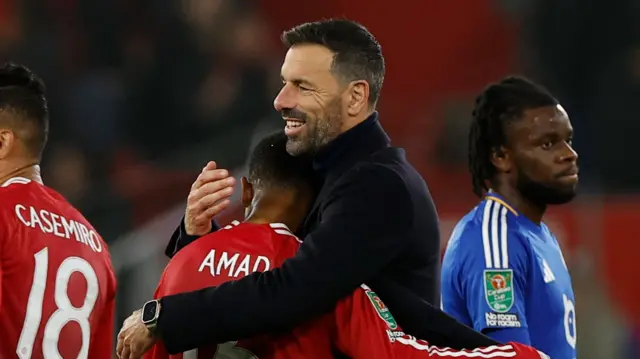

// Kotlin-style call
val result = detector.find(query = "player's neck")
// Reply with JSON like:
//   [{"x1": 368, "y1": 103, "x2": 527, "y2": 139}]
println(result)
[
  {"x1": 492, "y1": 185, "x2": 546, "y2": 225},
  {"x1": 243, "y1": 194, "x2": 305, "y2": 234},
  {"x1": 244, "y1": 208, "x2": 303, "y2": 233},
  {"x1": 0, "y1": 163, "x2": 43, "y2": 186},
  {"x1": 244, "y1": 210, "x2": 299, "y2": 232}
]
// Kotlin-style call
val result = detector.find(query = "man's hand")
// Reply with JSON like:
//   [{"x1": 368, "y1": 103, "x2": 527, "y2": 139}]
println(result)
[
  {"x1": 185, "y1": 161, "x2": 236, "y2": 236},
  {"x1": 121, "y1": 309, "x2": 142, "y2": 332},
  {"x1": 116, "y1": 310, "x2": 158, "y2": 359}
]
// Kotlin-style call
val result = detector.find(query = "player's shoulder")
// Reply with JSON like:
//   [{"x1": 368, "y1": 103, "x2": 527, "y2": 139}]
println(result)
[
  {"x1": 343, "y1": 160, "x2": 408, "y2": 189},
  {"x1": 0, "y1": 176, "x2": 72, "y2": 210},
  {"x1": 538, "y1": 222, "x2": 559, "y2": 243},
  {"x1": 0, "y1": 176, "x2": 33, "y2": 188},
  {"x1": 340, "y1": 161, "x2": 417, "y2": 220},
  {"x1": 1, "y1": 177, "x2": 115, "y2": 287},
  {"x1": 449, "y1": 197, "x2": 523, "y2": 243},
  {"x1": 219, "y1": 221, "x2": 299, "y2": 242},
  {"x1": 1, "y1": 176, "x2": 111, "y2": 254},
  {"x1": 0, "y1": 176, "x2": 35, "y2": 200},
  {"x1": 445, "y1": 196, "x2": 531, "y2": 267},
  {"x1": 0, "y1": 177, "x2": 50, "y2": 223},
  {"x1": 178, "y1": 221, "x2": 299, "y2": 258}
]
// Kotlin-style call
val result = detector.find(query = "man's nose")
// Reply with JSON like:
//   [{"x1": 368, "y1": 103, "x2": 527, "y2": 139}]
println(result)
[
  {"x1": 560, "y1": 142, "x2": 578, "y2": 162},
  {"x1": 274, "y1": 84, "x2": 296, "y2": 111}
]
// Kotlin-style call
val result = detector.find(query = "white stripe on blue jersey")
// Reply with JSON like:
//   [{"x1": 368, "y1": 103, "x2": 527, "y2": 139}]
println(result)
[
  {"x1": 481, "y1": 200, "x2": 510, "y2": 269},
  {"x1": 442, "y1": 194, "x2": 577, "y2": 359}
]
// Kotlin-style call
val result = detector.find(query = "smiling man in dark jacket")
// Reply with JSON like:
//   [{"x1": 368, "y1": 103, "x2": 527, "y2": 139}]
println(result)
[{"x1": 117, "y1": 19, "x2": 498, "y2": 359}]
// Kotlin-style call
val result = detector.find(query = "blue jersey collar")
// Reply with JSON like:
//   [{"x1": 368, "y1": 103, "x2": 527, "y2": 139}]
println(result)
[{"x1": 484, "y1": 190, "x2": 519, "y2": 217}]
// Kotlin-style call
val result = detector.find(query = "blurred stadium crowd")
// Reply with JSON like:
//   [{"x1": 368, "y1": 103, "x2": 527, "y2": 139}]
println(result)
[{"x1": 1, "y1": 0, "x2": 639, "y2": 358}]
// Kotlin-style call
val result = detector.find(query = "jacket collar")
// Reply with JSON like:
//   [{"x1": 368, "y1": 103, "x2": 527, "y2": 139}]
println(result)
[{"x1": 312, "y1": 112, "x2": 390, "y2": 177}]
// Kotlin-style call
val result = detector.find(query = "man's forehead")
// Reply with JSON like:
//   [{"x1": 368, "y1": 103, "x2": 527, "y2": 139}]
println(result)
[
  {"x1": 281, "y1": 44, "x2": 334, "y2": 78},
  {"x1": 520, "y1": 105, "x2": 570, "y2": 125},
  {"x1": 510, "y1": 105, "x2": 572, "y2": 138}
]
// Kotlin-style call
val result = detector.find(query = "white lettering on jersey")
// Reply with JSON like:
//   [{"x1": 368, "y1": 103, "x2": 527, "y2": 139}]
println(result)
[
  {"x1": 14, "y1": 204, "x2": 102, "y2": 253},
  {"x1": 198, "y1": 249, "x2": 271, "y2": 278},
  {"x1": 563, "y1": 294, "x2": 577, "y2": 348},
  {"x1": 485, "y1": 312, "x2": 522, "y2": 327}
]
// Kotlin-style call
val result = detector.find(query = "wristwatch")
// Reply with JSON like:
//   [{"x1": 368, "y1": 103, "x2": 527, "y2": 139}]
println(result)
[{"x1": 141, "y1": 299, "x2": 162, "y2": 334}]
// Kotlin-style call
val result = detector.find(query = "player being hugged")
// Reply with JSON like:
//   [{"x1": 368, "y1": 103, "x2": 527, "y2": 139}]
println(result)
[
  {"x1": 0, "y1": 63, "x2": 116, "y2": 359},
  {"x1": 142, "y1": 132, "x2": 548, "y2": 359},
  {"x1": 441, "y1": 77, "x2": 578, "y2": 359}
]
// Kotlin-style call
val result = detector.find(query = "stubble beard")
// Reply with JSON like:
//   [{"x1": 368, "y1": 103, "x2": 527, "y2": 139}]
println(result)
[
  {"x1": 286, "y1": 97, "x2": 344, "y2": 156},
  {"x1": 516, "y1": 168, "x2": 577, "y2": 207}
]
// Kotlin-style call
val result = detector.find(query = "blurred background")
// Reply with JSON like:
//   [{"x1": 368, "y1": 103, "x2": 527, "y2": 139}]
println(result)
[{"x1": 2, "y1": 0, "x2": 639, "y2": 357}]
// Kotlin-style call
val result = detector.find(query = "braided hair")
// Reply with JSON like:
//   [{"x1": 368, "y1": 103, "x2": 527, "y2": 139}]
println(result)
[{"x1": 468, "y1": 76, "x2": 559, "y2": 197}]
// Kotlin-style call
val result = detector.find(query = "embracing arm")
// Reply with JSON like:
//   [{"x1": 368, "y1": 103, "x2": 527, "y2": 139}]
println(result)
[
  {"x1": 155, "y1": 165, "x2": 413, "y2": 354},
  {"x1": 378, "y1": 280, "x2": 500, "y2": 349}
]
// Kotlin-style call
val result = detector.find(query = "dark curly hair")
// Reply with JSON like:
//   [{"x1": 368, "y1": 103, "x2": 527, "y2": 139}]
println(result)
[
  {"x1": 468, "y1": 76, "x2": 558, "y2": 197},
  {"x1": 248, "y1": 132, "x2": 314, "y2": 190}
]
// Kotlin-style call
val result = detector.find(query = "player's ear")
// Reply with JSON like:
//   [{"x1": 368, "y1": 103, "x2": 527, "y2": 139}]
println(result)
[
  {"x1": 346, "y1": 80, "x2": 369, "y2": 117},
  {"x1": 490, "y1": 146, "x2": 513, "y2": 173},
  {"x1": 0, "y1": 129, "x2": 15, "y2": 160},
  {"x1": 240, "y1": 176, "x2": 253, "y2": 208}
]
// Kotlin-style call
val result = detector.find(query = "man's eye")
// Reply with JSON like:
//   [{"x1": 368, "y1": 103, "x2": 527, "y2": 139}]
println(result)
[{"x1": 541, "y1": 141, "x2": 553, "y2": 150}]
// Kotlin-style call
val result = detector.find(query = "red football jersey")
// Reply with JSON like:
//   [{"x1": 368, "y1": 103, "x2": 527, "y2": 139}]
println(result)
[
  {"x1": 146, "y1": 221, "x2": 334, "y2": 359},
  {"x1": 0, "y1": 177, "x2": 116, "y2": 359},
  {"x1": 147, "y1": 221, "x2": 548, "y2": 359}
]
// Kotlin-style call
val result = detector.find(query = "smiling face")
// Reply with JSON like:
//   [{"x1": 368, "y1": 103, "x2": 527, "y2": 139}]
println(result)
[
  {"x1": 273, "y1": 44, "x2": 347, "y2": 156},
  {"x1": 500, "y1": 105, "x2": 579, "y2": 205}
]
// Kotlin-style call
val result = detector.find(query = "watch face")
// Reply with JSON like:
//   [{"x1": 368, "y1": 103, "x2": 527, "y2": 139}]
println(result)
[{"x1": 142, "y1": 301, "x2": 158, "y2": 323}]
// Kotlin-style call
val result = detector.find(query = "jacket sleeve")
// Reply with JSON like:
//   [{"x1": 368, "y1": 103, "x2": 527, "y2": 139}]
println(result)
[
  {"x1": 374, "y1": 280, "x2": 501, "y2": 349},
  {"x1": 165, "y1": 219, "x2": 219, "y2": 258},
  {"x1": 155, "y1": 164, "x2": 413, "y2": 354},
  {"x1": 332, "y1": 285, "x2": 500, "y2": 356}
]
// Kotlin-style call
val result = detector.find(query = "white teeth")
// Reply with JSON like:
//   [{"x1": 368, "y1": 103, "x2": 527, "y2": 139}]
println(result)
[{"x1": 286, "y1": 120, "x2": 304, "y2": 128}]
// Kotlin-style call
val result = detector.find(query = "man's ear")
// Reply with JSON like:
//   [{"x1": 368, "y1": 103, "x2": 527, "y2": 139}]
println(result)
[
  {"x1": 0, "y1": 129, "x2": 15, "y2": 160},
  {"x1": 345, "y1": 80, "x2": 369, "y2": 117},
  {"x1": 240, "y1": 176, "x2": 253, "y2": 208},
  {"x1": 490, "y1": 146, "x2": 513, "y2": 173}
]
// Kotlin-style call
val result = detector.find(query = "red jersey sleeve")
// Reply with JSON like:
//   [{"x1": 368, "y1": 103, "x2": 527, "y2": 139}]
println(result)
[{"x1": 333, "y1": 285, "x2": 548, "y2": 359}]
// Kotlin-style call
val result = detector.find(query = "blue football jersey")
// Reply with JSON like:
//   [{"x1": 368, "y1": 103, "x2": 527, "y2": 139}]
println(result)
[{"x1": 441, "y1": 193, "x2": 577, "y2": 359}]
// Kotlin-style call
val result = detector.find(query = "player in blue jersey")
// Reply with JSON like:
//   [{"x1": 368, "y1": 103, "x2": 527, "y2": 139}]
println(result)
[{"x1": 441, "y1": 77, "x2": 578, "y2": 359}]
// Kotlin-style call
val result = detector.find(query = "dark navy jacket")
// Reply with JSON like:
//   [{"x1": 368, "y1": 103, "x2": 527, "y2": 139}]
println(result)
[{"x1": 159, "y1": 113, "x2": 497, "y2": 353}]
